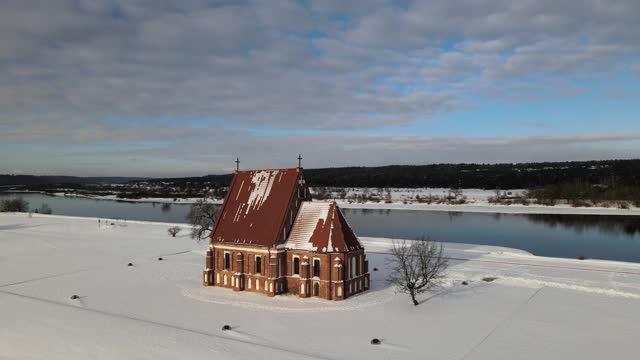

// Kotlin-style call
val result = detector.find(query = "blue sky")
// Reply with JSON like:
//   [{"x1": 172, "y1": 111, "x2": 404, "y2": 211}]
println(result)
[{"x1": 1, "y1": 0, "x2": 639, "y2": 177}]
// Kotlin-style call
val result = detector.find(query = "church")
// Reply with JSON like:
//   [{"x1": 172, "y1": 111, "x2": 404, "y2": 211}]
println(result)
[{"x1": 202, "y1": 160, "x2": 370, "y2": 300}]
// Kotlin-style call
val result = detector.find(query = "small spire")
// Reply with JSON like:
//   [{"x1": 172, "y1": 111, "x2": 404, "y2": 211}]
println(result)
[
  {"x1": 235, "y1": 157, "x2": 240, "y2": 172},
  {"x1": 298, "y1": 154, "x2": 303, "y2": 169}
]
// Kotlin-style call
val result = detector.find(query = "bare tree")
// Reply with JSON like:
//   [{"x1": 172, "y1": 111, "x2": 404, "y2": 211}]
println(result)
[
  {"x1": 186, "y1": 199, "x2": 218, "y2": 242},
  {"x1": 386, "y1": 236, "x2": 448, "y2": 306},
  {"x1": 167, "y1": 226, "x2": 181, "y2": 237},
  {"x1": 0, "y1": 197, "x2": 29, "y2": 212},
  {"x1": 449, "y1": 188, "x2": 463, "y2": 200},
  {"x1": 384, "y1": 188, "x2": 392, "y2": 203},
  {"x1": 39, "y1": 203, "x2": 52, "y2": 214}
]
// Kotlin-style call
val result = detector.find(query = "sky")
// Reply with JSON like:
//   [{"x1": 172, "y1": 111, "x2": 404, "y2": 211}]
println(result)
[{"x1": 1, "y1": 0, "x2": 639, "y2": 177}]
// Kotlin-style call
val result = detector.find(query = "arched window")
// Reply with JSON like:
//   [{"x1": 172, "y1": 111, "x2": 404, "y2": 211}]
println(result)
[
  {"x1": 224, "y1": 252, "x2": 230, "y2": 270},
  {"x1": 255, "y1": 256, "x2": 262, "y2": 274},
  {"x1": 293, "y1": 256, "x2": 300, "y2": 275},
  {"x1": 313, "y1": 259, "x2": 320, "y2": 277},
  {"x1": 313, "y1": 282, "x2": 320, "y2": 297},
  {"x1": 351, "y1": 257, "x2": 356, "y2": 278}
]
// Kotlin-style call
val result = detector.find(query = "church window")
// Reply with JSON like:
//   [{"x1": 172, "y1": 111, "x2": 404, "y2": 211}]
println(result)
[
  {"x1": 293, "y1": 256, "x2": 300, "y2": 275},
  {"x1": 351, "y1": 257, "x2": 356, "y2": 278},
  {"x1": 313, "y1": 258, "x2": 320, "y2": 277},
  {"x1": 224, "y1": 252, "x2": 230, "y2": 270}
]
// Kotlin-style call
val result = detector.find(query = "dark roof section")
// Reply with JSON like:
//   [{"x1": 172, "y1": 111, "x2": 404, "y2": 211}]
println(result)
[
  {"x1": 211, "y1": 168, "x2": 300, "y2": 246},
  {"x1": 285, "y1": 202, "x2": 362, "y2": 253}
]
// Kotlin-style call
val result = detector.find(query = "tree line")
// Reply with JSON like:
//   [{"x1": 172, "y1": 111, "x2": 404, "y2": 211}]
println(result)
[
  {"x1": 0, "y1": 197, "x2": 52, "y2": 214},
  {"x1": 144, "y1": 158, "x2": 640, "y2": 190}
]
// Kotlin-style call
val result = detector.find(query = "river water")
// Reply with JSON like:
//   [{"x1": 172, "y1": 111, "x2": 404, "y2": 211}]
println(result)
[{"x1": 2, "y1": 192, "x2": 640, "y2": 263}]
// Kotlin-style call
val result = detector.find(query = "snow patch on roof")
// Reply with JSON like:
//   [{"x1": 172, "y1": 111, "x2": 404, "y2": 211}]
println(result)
[
  {"x1": 285, "y1": 202, "x2": 330, "y2": 251},
  {"x1": 245, "y1": 170, "x2": 278, "y2": 214}
]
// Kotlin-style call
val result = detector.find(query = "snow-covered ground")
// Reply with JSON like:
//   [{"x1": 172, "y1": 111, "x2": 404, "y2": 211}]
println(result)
[
  {"x1": 14, "y1": 187, "x2": 640, "y2": 215},
  {"x1": 46, "y1": 192, "x2": 222, "y2": 204},
  {"x1": 2, "y1": 213, "x2": 639, "y2": 359},
  {"x1": 333, "y1": 201, "x2": 640, "y2": 215},
  {"x1": 313, "y1": 187, "x2": 640, "y2": 215}
]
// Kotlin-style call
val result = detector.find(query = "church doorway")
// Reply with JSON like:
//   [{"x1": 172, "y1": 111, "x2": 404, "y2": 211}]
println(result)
[{"x1": 313, "y1": 282, "x2": 320, "y2": 297}]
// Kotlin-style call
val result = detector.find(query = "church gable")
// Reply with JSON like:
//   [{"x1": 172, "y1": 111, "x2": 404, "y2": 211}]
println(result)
[
  {"x1": 285, "y1": 202, "x2": 362, "y2": 253},
  {"x1": 211, "y1": 168, "x2": 304, "y2": 246}
]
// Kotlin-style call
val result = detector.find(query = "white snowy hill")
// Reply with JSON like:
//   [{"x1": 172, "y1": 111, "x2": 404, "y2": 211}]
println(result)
[{"x1": 1, "y1": 213, "x2": 639, "y2": 359}]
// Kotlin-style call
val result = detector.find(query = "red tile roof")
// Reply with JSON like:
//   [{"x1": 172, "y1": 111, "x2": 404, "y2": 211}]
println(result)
[
  {"x1": 285, "y1": 202, "x2": 362, "y2": 253},
  {"x1": 211, "y1": 168, "x2": 300, "y2": 246}
]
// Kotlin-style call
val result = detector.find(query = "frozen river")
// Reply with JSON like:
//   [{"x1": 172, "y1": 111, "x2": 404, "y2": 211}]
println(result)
[{"x1": 2, "y1": 192, "x2": 640, "y2": 263}]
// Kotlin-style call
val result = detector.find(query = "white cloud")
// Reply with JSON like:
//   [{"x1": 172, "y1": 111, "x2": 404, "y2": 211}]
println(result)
[{"x1": 1, "y1": 0, "x2": 639, "y2": 175}]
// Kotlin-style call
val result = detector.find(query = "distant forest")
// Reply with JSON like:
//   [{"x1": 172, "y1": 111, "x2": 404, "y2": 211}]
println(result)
[
  {"x1": 0, "y1": 175, "x2": 145, "y2": 187},
  {"x1": 144, "y1": 159, "x2": 640, "y2": 190},
  {"x1": 3, "y1": 159, "x2": 640, "y2": 203}
]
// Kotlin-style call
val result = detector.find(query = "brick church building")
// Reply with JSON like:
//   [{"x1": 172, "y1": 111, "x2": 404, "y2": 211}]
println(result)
[{"x1": 202, "y1": 164, "x2": 369, "y2": 300}]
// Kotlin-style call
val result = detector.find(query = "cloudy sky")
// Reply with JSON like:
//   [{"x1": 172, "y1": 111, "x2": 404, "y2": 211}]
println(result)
[{"x1": 1, "y1": 0, "x2": 639, "y2": 177}]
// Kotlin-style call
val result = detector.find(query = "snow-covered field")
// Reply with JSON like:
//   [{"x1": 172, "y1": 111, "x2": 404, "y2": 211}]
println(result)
[
  {"x1": 18, "y1": 187, "x2": 640, "y2": 215},
  {"x1": 45, "y1": 191, "x2": 221, "y2": 204},
  {"x1": 2, "y1": 213, "x2": 639, "y2": 359},
  {"x1": 333, "y1": 200, "x2": 640, "y2": 215},
  {"x1": 314, "y1": 187, "x2": 640, "y2": 215}
]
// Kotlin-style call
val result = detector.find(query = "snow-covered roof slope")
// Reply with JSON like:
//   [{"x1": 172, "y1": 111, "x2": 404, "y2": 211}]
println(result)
[
  {"x1": 212, "y1": 168, "x2": 301, "y2": 246},
  {"x1": 285, "y1": 201, "x2": 362, "y2": 252}
]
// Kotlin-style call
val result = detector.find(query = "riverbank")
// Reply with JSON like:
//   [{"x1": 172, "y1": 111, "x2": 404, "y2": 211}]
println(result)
[
  {"x1": 5, "y1": 189, "x2": 640, "y2": 215},
  {"x1": 334, "y1": 201, "x2": 640, "y2": 215},
  {"x1": 1, "y1": 213, "x2": 639, "y2": 359},
  {"x1": 4, "y1": 190, "x2": 222, "y2": 204}
]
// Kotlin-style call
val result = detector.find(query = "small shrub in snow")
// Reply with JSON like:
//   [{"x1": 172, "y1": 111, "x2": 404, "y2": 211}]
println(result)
[
  {"x1": 517, "y1": 197, "x2": 531, "y2": 206},
  {"x1": 370, "y1": 338, "x2": 381, "y2": 345},
  {"x1": 39, "y1": 203, "x2": 52, "y2": 214},
  {"x1": 158, "y1": 257, "x2": 163, "y2": 261},
  {"x1": 462, "y1": 281, "x2": 469, "y2": 285},
  {"x1": 571, "y1": 199, "x2": 592, "y2": 208},
  {"x1": 373, "y1": 267, "x2": 378, "y2": 271},
  {"x1": 70, "y1": 295, "x2": 79, "y2": 300},
  {"x1": 127, "y1": 263, "x2": 133, "y2": 267},
  {"x1": 577, "y1": 255, "x2": 588, "y2": 260},
  {"x1": 482, "y1": 277, "x2": 497, "y2": 282},
  {"x1": 222, "y1": 325, "x2": 231, "y2": 331},
  {"x1": 167, "y1": 226, "x2": 181, "y2": 237},
  {"x1": 617, "y1": 201, "x2": 630, "y2": 210}
]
